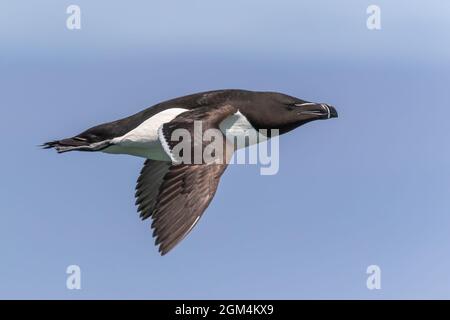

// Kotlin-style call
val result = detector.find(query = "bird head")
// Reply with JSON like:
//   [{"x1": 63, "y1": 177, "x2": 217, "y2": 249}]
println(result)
[{"x1": 244, "y1": 91, "x2": 338, "y2": 134}]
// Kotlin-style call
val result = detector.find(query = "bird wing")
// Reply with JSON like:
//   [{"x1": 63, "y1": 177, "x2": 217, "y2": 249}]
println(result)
[
  {"x1": 135, "y1": 104, "x2": 237, "y2": 255},
  {"x1": 158, "y1": 104, "x2": 237, "y2": 164},
  {"x1": 150, "y1": 163, "x2": 228, "y2": 255},
  {"x1": 135, "y1": 159, "x2": 172, "y2": 220}
]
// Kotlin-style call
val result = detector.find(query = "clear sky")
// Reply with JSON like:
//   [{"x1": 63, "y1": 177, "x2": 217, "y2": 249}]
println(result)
[{"x1": 1, "y1": 0, "x2": 450, "y2": 299}]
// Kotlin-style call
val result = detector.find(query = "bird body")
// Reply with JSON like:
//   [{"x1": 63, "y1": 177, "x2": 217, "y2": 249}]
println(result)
[
  {"x1": 44, "y1": 89, "x2": 337, "y2": 255},
  {"x1": 103, "y1": 107, "x2": 189, "y2": 160}
]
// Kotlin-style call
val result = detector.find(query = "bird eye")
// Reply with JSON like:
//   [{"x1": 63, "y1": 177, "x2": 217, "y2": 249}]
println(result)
[{"x1": 285, "y1": 105, "x2": 295, "y2": 111}]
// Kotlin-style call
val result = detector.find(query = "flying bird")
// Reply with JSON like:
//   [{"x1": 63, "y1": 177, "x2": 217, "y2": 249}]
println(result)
[{"x1": 43, "y1": 89, "x2": 338, "y2": 255}]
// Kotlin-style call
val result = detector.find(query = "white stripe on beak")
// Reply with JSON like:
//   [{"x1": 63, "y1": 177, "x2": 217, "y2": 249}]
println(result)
[{"x1": 321, "y1": 104, "x2": 331, "y2": 119}]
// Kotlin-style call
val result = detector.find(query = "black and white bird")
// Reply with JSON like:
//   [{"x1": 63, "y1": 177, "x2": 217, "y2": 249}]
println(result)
[{"x1": 43, "y1": 89, "x2": 338, "y2": 255}]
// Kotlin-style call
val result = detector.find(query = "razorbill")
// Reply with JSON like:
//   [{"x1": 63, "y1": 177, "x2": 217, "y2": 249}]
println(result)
[{"x1": 43, "y1": 89, "x2": 338, "y2": 255}]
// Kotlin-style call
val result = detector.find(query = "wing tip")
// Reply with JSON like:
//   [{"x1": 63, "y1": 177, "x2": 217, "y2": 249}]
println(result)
[{"x1": 159, "y1": 247, "x2": 169, "y2": 256}]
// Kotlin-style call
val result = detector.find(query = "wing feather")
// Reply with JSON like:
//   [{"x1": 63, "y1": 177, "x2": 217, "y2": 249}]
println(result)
[{"x1": 135, "y1": 104, "x2": 236, "y2": 255}]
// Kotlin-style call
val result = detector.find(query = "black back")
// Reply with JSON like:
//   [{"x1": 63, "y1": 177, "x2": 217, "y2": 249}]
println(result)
[{"x1": 77, "y1": 89, "x2": 324, "y2": 142}]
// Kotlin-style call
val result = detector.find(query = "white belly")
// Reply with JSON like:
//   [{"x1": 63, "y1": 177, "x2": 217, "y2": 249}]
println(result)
[
  {"x1": 102, "y1": 108, "x2": 188, "y2": 160},
  {"x1": 102, "y1": 109, "x2": 267, "y2": 160},
  {"x1": 219, "y1": 111, "x2": 267, "y2": 149}
]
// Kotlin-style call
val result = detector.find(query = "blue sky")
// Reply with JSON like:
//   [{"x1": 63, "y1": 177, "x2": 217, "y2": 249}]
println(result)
[{"x1": 1, "y1": 0, "x2": 450, "y2": 299}]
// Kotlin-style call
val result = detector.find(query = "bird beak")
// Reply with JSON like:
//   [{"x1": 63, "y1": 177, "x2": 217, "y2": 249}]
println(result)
[{"x1": 294, "y1": 102, "x2": 338, "y2": 119}]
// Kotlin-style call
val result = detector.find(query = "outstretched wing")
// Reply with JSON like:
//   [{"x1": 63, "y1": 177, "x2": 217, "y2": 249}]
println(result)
[
  {"x1": 135, "y1": 159, "x2": 171, "y2": 220},
  {"x1": 135, "y1": 104, "x2": 237, "y2": 255},
  {"x1": 151, "y1": 163, "x2": 228, "y2": 255}
]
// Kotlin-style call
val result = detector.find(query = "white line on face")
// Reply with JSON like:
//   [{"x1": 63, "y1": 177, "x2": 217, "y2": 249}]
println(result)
[{"x1": 294, "y1": 102, "x2": 317, "y2": 107}]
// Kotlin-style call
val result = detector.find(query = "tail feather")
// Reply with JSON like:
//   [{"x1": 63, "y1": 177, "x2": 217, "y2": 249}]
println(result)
[{"x1": 42, "y1": 137, "x2": 111, "y2": 153}]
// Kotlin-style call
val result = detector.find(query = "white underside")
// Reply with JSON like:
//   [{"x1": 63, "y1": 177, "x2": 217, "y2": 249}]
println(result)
[
  {"x1": 102, "y1": 108, "x2": 263, "y2": 160},
  {"x1": 219, "y1": 110, "x2": 268, "y2": 147}
]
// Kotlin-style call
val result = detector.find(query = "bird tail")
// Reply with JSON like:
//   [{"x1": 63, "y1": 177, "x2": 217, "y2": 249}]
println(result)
[{"x1": 41, "y1": 136, "x2": 111, "y2": 153}]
